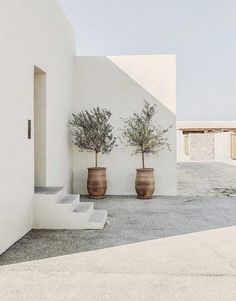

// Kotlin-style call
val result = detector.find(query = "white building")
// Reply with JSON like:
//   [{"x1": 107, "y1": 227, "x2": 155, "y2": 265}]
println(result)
[
  {"x1": 177, "y1": 121, "x2": 236, "y2": 164},
  {"x1": 0, "y1": 0, "x2": 176, "y2": 255}
]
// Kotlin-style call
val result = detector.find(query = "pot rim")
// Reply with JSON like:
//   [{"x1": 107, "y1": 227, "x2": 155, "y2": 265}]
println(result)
[
  {"x1": 136, "y1": 168, "x2": 154, "y2": 171},
  {"x1": 88, "y1": 167, "x2": 106, "y2": 170}
]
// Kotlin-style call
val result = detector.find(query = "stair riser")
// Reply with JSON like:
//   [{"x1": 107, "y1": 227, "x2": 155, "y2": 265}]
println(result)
[
  {"x1": 33, "y1": 203, "x2": 93, "y2": 229},
  {"x1": 70, "y1": 196, "x2": 80, "y2": 210},
  {"x1": 87, "y1": 210, "x2": 107, "y2": 230},
  {"x1": 57, "y1": 196, "x2": 80, "y2": 211},
  {"x1": 33, "y1": 189, "x2": 107, "y2": 230}
]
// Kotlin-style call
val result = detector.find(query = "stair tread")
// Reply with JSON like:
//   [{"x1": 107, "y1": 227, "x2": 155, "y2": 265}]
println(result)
[
  {"x1": 34, "y1": 186, "x2": 64, "y2": 194},
  {"x1": 88, "y1": 210, "x2": 107, "y2": 223},
  {"x1": 59, "y1": 194, "x2": 78, "y2": 204},
  {"x1": 74, "y1": 202, "x2": 93, "y2": 213}
]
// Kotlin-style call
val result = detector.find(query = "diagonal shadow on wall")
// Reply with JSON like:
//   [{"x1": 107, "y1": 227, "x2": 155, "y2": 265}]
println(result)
[{"x1": 73, "y1": 56, "x2": 177, "y2": 196}]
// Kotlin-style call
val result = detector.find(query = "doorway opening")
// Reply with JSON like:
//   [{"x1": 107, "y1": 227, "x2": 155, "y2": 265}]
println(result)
[{"x1": 34, "y1": 66, "x2": 46, "y2": 188}]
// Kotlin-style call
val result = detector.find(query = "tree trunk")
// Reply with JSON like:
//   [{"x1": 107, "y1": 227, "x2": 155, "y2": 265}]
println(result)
[
  {"x1": 142, "y1": 151, "x2": 145, "y2": 169},
  {"x1": 95, "y1": 151, "x2": 98, "y2": 168}
]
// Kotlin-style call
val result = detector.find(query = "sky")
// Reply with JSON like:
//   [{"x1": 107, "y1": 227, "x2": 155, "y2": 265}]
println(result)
[{"x1": 58, "y1": 0, "x2": 236, "y2": 121}]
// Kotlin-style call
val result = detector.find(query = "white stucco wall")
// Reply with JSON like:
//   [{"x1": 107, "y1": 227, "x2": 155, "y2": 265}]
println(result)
[
  {"x1": 73, "y1": 55, "x2": 177, "y2": 196},
  {"x1": 215, "y1": 132, "x2": 236, "y2": 166},
  {"x1": 0, "y1": 0, "x2": 75, "y2": 254},
  {"x1": 176, "y1": 130, "x2": 190, "y2": 162}
]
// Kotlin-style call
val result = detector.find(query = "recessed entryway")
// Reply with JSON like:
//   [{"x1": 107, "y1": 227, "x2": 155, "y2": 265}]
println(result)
[{"x1": 34, "y1": 66, "x2": 46, "y2": 187}]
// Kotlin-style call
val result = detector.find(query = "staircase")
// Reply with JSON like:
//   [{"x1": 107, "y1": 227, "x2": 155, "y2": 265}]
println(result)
[{"x1": 33, "y1": 187, "x2": 107, "y2": 229}]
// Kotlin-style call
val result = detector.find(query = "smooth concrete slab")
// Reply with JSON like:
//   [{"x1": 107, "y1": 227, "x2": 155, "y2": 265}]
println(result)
[{"x1": 0, "y1": 226, "x2": 235, "y2": 301}]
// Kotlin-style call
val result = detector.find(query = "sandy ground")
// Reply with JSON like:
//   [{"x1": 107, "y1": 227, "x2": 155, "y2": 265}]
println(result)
[{"x1": 0, "y1": 226, "x2": 235, "y2": 301}]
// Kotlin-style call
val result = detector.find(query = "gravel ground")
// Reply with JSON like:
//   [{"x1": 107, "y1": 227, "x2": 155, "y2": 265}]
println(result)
[{"x1": 1, "y1": 194, "x2": 235, "y2": 266}]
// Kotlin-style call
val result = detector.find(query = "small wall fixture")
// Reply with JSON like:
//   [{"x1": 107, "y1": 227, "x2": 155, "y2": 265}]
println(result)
[{"x1": 28, "y1": 120, "x2": 31, "y2": 139}]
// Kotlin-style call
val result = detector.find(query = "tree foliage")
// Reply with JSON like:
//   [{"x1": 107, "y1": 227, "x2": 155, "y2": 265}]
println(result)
[
  {"x1": 120, "y1": 100, "x2": 172, "y2": 168},
  {"x1": 70, "y1": 107, "x2": 116, "y2": 167}
]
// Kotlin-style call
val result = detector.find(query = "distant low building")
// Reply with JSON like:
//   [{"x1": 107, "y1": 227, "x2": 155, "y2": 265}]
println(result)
[{"x1": 177, "y1": 121, "x2": 236, "y2": 164}]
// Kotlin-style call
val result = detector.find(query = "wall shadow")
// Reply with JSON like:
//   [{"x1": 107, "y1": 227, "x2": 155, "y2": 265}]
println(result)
[{"x1": 74, "y1": 56, "x2": 176, "y2": 196}]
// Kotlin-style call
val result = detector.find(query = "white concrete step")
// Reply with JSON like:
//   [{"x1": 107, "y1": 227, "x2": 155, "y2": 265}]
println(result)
[
  {"x1": 74, "y1": 202, "x2": 93, "y2": 214},
  {"x1": 34, "y1": 186, "x2": 66, "y2": 202},
  {"x1": 58, "y1": 194, "x2": 80, "y2": 211},
  {"x1": 33, "y1": 188, "x2": 107, "y2": 230},
  {"x1": 86, "y1": 210, "x2": 107, "y2": 230},
  {"x1": 59, "y1": 194, "x2": 78, "y2": 204}
]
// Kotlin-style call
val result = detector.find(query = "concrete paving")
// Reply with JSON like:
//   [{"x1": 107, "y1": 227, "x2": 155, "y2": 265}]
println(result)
[
  {"x1": 178, "y1": 162, "x2": 236, "y2": 196},
  {"x1": 0, "y1": 226, "x2": 235, "y2": 301}
]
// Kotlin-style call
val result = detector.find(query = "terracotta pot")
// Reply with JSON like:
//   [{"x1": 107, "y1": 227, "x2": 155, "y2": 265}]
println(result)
[
  {"x1": 135, "y1": 168, "x2": 155, "y2": 199},
  {"x1": 87, "y1": 167, "x2": 107, "y2": 199}
]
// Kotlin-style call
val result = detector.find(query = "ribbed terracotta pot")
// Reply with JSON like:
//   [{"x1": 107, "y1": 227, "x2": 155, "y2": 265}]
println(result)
[
  {"x1": 87, "y1": 167, "x2": 107, "y2": 199},
  {"x1": 135, "y1": 168, "x2": 155, "y2": 199}
]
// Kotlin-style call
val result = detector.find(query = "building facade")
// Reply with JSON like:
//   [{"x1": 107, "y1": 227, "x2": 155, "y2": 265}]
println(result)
[
  {"x1": 0, "y1": 0, "x2": 176, "y2": 254},
  {"x1": 177, "y1": 121, "x2": 236, "y2": 164}
]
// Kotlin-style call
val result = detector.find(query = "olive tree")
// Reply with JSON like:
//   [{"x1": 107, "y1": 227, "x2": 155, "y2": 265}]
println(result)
[
  {"x1": 120, "y1": 100, "x2": 172, "y2": 168},
  {"x1": 70, "y1": 107, "x2": 116, "y2": 167}
]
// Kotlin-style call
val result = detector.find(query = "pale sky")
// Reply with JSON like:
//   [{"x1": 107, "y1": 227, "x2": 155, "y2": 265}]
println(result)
[{"x1": 58, "y1": 0, "x2": 236, "y2": 121}]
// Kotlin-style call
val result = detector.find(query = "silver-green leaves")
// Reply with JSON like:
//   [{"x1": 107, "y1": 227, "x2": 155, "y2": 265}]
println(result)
[
  {"x1": 70, "y1": 107, "x2": 116, "y2": 167},
  {"x1": 120, "y1": 100, "x2": 172, "y2": 168}
]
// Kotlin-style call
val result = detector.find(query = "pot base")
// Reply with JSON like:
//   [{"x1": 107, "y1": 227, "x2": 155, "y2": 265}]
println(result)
[
  {"x1": 137, "y1": 196, "x2": 153, "y2": 199},
  {"x1": 88, "y1": 195, "x2": 107, "y2": 199}
]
